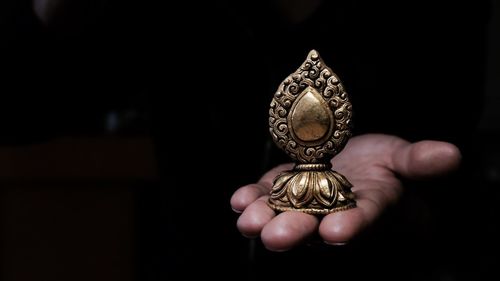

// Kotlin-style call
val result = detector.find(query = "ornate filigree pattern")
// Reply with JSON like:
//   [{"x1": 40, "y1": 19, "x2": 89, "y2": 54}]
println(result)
[
  {"x1": 268, "y1": 50, "x2": 356, "y2": 215},
  {"x1": 269, "y1": 50, "x2": 352, "y2": 163}
]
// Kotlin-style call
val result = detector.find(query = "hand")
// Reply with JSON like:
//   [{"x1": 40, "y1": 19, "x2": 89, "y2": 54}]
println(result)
[{"x1": 230, "y1": 134, "x2": 461, "y2": 251}]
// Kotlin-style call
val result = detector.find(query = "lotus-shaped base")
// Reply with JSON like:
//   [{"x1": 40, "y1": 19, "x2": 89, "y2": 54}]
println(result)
[{"x1": 268, "y1": 163, "x2": 356, "y2": 215}]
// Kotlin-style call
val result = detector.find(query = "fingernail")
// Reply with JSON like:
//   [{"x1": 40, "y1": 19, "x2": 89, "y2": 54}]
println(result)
[
  {"x1": 324, "y1": 241, "x2": 347, "y2": 246},
  {"x1": 241, "y1": 233, "x2": 258, "y2": 239},
  {"x1": 264, "y1": 246, "x2": 291, "y2": 252},
  {"x1": 231, "y1": 207, "x2": 243, "y2": 213}
]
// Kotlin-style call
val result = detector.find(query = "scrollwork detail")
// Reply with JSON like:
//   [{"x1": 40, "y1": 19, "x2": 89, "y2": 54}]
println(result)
[{"x1": 269, "y1": 50, "x2": 352, "y2": 163}]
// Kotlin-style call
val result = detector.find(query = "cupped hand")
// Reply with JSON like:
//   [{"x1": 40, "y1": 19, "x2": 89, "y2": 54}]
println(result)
[{"x1": 230, "y1": 134, "x2": 461, "y2": 251}]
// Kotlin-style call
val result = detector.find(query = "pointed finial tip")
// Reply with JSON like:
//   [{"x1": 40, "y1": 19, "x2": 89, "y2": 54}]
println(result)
[{"x1": 308, "y1": 49, "x2": 319, "y2": 60}]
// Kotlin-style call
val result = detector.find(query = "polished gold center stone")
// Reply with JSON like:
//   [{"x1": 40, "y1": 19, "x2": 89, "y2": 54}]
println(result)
[{"x1": 290, "y1": 86, "x2": 333, "y2": 143}]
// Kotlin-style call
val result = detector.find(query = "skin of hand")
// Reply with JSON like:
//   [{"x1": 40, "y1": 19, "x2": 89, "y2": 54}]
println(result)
[
  {"x1": 33, "y1": 0, "x2": 100, "y2": 27},
  {"x1": 230, "y1": 134, "x2": 461, "y2": 252}
]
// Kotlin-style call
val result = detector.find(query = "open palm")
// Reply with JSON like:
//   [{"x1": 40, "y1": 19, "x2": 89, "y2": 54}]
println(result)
[{"x1": 231, "y1": 134, "x2": 461, "y2": 251}]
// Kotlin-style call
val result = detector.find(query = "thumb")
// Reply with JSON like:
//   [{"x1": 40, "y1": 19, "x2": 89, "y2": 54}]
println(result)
[{"x1": 391, "y1": 141, "x2": 462, "y2": 179}]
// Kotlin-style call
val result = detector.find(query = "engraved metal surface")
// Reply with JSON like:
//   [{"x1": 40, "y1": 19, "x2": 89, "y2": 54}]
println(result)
[{"x1": 268, "y1": 50, "x2": 356, "y2": 215}]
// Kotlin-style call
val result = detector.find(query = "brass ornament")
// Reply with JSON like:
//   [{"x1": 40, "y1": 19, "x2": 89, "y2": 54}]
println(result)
[{"x1": 268, "y1": 50, "x2": 356, "y2": 215}]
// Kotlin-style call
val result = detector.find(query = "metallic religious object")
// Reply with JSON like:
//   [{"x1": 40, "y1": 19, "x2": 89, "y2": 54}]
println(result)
[{"x1": 268, "y1": 50, "x2": 356, "y2": 215}]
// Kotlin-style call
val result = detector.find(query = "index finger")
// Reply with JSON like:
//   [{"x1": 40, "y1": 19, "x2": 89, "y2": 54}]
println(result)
[{"x1": 230, "y1": 163, "x2": 293, "y2": 212}]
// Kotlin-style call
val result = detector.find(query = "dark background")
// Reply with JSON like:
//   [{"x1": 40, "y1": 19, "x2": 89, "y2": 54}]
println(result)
[{"x1": 1, "y1": 1, "x2": 500, "y2": 280}]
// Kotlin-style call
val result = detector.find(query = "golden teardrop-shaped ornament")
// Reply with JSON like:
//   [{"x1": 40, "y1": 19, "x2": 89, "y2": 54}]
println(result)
[{"x1": 268, "y1": 50, "x2": 356, "y2": 215}]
